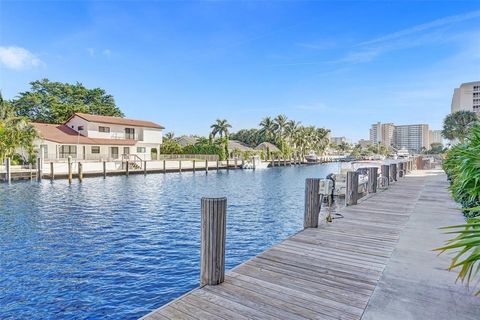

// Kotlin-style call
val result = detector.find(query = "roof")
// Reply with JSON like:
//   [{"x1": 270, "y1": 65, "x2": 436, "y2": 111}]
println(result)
[
  {"x1": 33, "y1": 123, "x2": 136, "y2": 146},
  {"x1": 174, "y1": 136, "x2": 199, "y2": 147},
  {"x1": 227, "y1": 140, "x2": 255, "y2": 152},
  {"x1": 255, "y1": 142, "x2": 280, "y2": 152},
  {"x1": 70, "y1": 112, "x2": 164, "y2": 129}
]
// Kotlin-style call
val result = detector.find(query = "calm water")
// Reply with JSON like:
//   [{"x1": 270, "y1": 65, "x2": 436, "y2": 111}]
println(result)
[{"x1": 0, "y1": 164, "x2": 340, "y2": 320}]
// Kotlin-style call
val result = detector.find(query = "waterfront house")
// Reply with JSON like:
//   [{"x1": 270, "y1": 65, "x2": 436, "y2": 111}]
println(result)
[{"x1": 33, "y1": 113, "x2": 164, "y2": 161}]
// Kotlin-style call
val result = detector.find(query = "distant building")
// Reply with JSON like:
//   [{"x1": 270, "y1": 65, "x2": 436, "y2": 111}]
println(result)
[
  {"x1": 369, "y1": 122, "x2": 395, "y2": 146},
  {"x1": 393, "y1": 124, "x2": 430, "y2": 153},
  {"x1": 174, "y1": 135, "x2": 198, "y2": 147},
  {"x1": 451, "y1": 81, "x2": 480, "y2": 113},
  {"x1": 429, "y1": 130, "x2": 443, "y2": 146},
  {"x1": 330, "y1": 136, "x2": 347, "y2": 145},
  {"x1": 357, "y1": 139, "x2": 372, "y2": 148}
]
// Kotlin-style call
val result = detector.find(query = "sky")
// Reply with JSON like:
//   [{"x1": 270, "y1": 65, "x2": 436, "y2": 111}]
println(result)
[{"x1": 1, "y1": 1, "x2": 479, "y2": 142}]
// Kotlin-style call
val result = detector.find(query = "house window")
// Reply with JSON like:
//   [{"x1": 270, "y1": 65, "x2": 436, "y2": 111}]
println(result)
[
  {"x1": 99, "y1": 126, "x2": 110, "y2": 133},
  {"x1": 59, "y1": 145, "x2": 77, "y2": 158},
  {"x1": 137, "y1": 147, "x2": 146, "y2": 153},
  {"x1": 125, "y1": 128, "x2": 135, "y2": 139},
  {"x1": 91, "y1": 146, "x2": 100, "y2": 154}
]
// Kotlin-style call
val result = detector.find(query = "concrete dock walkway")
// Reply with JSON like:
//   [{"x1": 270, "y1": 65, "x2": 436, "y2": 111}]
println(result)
[{"x1": 142, "y1": 170, "x2": 479, "y2": 320}]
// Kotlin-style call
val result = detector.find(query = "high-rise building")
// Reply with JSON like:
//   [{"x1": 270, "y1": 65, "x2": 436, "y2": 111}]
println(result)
[
  {"x1": 393, "y1": 124, "x2": 430, "y2": 153},
  {"x1": 369, "y1": 122, "x2": 395, "y2": 146},
  {"x1": 451, "y1": 81, "x2": 480, "y2": 113},
  {"x1": 429, "y1": 130, "x2": 443, "y2": 146},
  {"x1": 330, "y1": 136, "x2": 347, "y2": 145}
]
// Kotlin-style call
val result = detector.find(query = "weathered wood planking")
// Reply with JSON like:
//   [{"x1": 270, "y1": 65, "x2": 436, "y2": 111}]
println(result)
[{"x1": 142, "y1": 173, "x2": 428, "y2": 320}]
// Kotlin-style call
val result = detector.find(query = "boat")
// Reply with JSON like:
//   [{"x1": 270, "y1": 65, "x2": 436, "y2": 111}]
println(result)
[
  {"x1": 305, "y1": 151, "x2": 319, "y2": 163},
  {"x1": 242, "y1": 156, "x2": 269, "y2": 169},
  {"x1": 397, "y1": 147, "x2": 409, "y2": 159}
]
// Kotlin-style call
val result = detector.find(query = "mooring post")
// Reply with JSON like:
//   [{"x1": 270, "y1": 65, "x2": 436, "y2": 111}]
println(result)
[
  {"x1": 216, "y1": 160, "x2": 219, "y2": 171},
  {"x1": 381, "y1": 164, "x2": 390, "y2": 187},
  {"x1": 144, "y1": 161, "x2": 147, "y2": 175},
  {"x1": 304, "y1": 178, "x2": 322, "y2": 228},
  {"x1": 78, "y1": 162, "x2": 83, "y2": 182},
  {"x1": 103, "y1": 161, "x2": 107, "y2": 179},
  {"x1": 226, "y1": 159, "x2": 229, "y2": 170},
  {"x1": 68, "y1": 156, "x2": 72, "y2": 184},
  {"x1": 50, "y1": 162, "x2": 54, "y2": 181},
  {"x1": 163, "y1": 159, "x2": 167, "y2": 174},
  {"x1": 193, "y1": 160, "x2": 196, "y2": 173},
  {"x1": 390, "y1": 163, "x2": 397, "y2": 182},
  {"x1": 126, "y1": 160, "x2": 129, "y2": 176},
  {"x1": 6, "y1": 157, "x2": 11, "y2": 183},
  {"x1": 234, "y1": 158, "x2": 237, "y2": 168},
  {"x1": 367, "y1": 167, "x2": 378, "y2": 193},
  {"x1": 37, "y1": 157, "x2": 42, "y2": 181},
  {"x1": 200, "y1": 197, "x2": 227, "y2": 286},
  {"x1": 346, "y1": 171, "x2": 359, "y2": 206},
  {"x1": 179, "y1": 160, "x2": 182, "y2": 173},
  {"x1": 205, "y1": 159, "x2": 208, "y2": 173}
]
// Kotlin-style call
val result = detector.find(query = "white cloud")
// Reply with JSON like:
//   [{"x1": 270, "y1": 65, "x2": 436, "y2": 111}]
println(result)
[{"x1": 0, "y1": 46, "x2": 44, "y2": 70}]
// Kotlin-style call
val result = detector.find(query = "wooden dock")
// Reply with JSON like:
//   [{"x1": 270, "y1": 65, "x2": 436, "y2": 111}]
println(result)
[{"x1": 141, "y1": 169, "x2": 460, "y2": 320}]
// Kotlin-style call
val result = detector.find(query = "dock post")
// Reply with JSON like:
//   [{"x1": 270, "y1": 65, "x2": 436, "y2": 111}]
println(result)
[
  {"x1": 163, "y1": 160, "x2": 166, "y2": 174},
  {"x1": 179, "y1": 160, "x2": 182, "y2": 173},
  {"x1": 68, "y1": 156, "x2": 72, "y2": 184},
  {"x1": 205, "y1": 159, "x2": 208, "y2": 173},
  {"x1": 37, "y1": 157, "x2": 42, "y2": 181},
  {"x1": 284, "y1": 158, "x2": 286, "y2": 166},
  {"x1": 367, "y1": 167, "x2": 378, "y2": 193},
  {"x1": 200, "y1": 197, "x2": 227, "y2": 286},
  {"x1": 390, "y1": 163, "x2": 397, "y2": 182},
  {"x1": 144, "y1": 161, "x2": 147, "y2": 175},
  {"x1": 5, "y1": 157, "x2": 11, "y2": 183},
  {"x1": 78, "y1": 162, "x2": 83, "y2": 182},
  {"x1": 103, "y1": 161, "x2": 107, "y2": 179},
  {"x1": 193, "y1": 160, "x2": 196, "y2": 173},
  {"x1": 216, "y1": 160, "x2": 219, "y2": 171},
  {"x1": 50, "y1": 162, "x2": 54, "y2": 181},
  {"x1": 226, "y1": 159, "x2": 229, "y2": 170},
  {"x1": 381, "y1": 164, "x2": 390, "y2": 187},
  {"x1": 126, "y1": 160, "x2": 129, "y2": 176},
  {"x1": 304, "y1": 178, "x2": 322, "y2": 228},
  {"x1": 234, "y1": 158, "x2": 237, "y2": 168},
  {"x1": 346, "y1": 171, "x2": 359, "y2": 206}
]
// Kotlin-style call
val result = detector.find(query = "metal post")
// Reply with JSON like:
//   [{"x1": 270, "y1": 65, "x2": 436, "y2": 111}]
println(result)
[
  {"x1": 346, "y1": 171, "x2": 359, "y2": 206},
  {"x1": 200, "y1": 197, "x2": 227, "y2": 286},
  {"x1": 304, "y1": 178, "x2": 322, "y2": 228}
]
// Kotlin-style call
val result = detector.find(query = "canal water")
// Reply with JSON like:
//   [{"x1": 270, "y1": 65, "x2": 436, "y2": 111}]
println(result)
[{"x1": 0, "y1": 163, "x2": 341, "y2": 319}]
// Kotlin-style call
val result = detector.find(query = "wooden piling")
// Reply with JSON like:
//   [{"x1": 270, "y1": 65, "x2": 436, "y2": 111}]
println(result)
[
  {"x1": 5, "y1": 157, "x2": 11, "y2": 183},
  {"x1": 78, "y1": 162, "x2": 83, "y2": 182},
  {"x1": 163, "y1": 159, "x2": 167, "y2": 174},
  {"x1": 144, "y1": 161, "x2": 147, "y2": 175},
  {"x1": 193, "y1": 160, "x2": 196, "y2": 172},
  {"x1": 234, "y1": 158, "x2": 237, "y2": 168},
  {"x1": 205, "y1": 159, "x2": 208, "y2": 173},
  {"x1": 226, "y1": 159, "x2": 229, "y2": 170},
  {"x1": 304, "y1": 178, "x2": 322, "y2": 228},
  {"x1": 68, "y1": 156, "x2": 72, "y2": 184},
  {"x1": 50, "y1": 162, "x2": 54, "y2": 181},
  {"x1": 179, "y1": 160, "x2": 182, "y2": 173},
  {"x1": 390, "y1": 163, "x2": 397, "y2": 182},
  {"x1": 200, "y1": 197, "x2": 227, "y2": 286},
  {"x1": 381, "y1": 164, "x2": 390, "y2": 187},
  {"x1": 346, "y1": 171, "x2": 359, "y2": 206},
  {"x1": 367, "y1": 167, "x2": 378, "y2": 193},
  {"x1": 37, "y1": 157, "x2": 42, "y2": 181},
  {"x1": 103, "y1": 161, "x2": 107, "y2": 179},
  {"x1": 126, "y1": 160, "x2": 129, "y2": 176}
]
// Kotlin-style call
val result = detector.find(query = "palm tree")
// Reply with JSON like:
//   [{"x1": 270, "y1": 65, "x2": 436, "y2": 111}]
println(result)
[
  {"x1": 259, "y1": 117, "x2": 277, "y2": 143},
  {"x1": 210, "y1": 119, "x2": 232, "y2": 139},
  {"x1": 442, "y1": 111, "x2": 479, "y2": 143},
  {"x1": 274, "y1": 114, "x2": 288, "y2": 141},
  {"x1": 164, "y1": 132, "x2": 175, "y2": 140},
  {"x1": 0, "y1": 93, "x2": 37, "y2": 163}
]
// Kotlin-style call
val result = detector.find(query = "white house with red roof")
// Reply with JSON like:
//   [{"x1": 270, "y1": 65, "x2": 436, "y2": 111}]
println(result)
[{"x1": 33, "y1": 113, "x2": 164, "y2": 161}]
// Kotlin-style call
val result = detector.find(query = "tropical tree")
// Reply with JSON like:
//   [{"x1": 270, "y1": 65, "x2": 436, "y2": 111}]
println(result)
[
  {"x1": 274, "y1": 114, "x2": 288, "y2": 141},
  {"x1": 259, "y1": 117, "x2": 277, "y2": 143},
  {"x1": 0, "y1": 93, "x2": 37, "y2": 163},
  {"x1": 210, "y1": 119, "x2": 232, "y2": 139},
  {"x1": 164, "y1": 132, "x2": 175, "y2": 140},
  {"x1": 442, "y1": 111, "x2": 478, "y2": 143},
  {"x1": 12, "y1": 78, "x2": 124, "y2": 124}
]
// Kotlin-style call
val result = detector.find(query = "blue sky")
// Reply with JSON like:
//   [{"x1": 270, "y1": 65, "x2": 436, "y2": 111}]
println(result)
[{"x1": 1, "y1": 1, "x2": 479, "y2": 141}]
